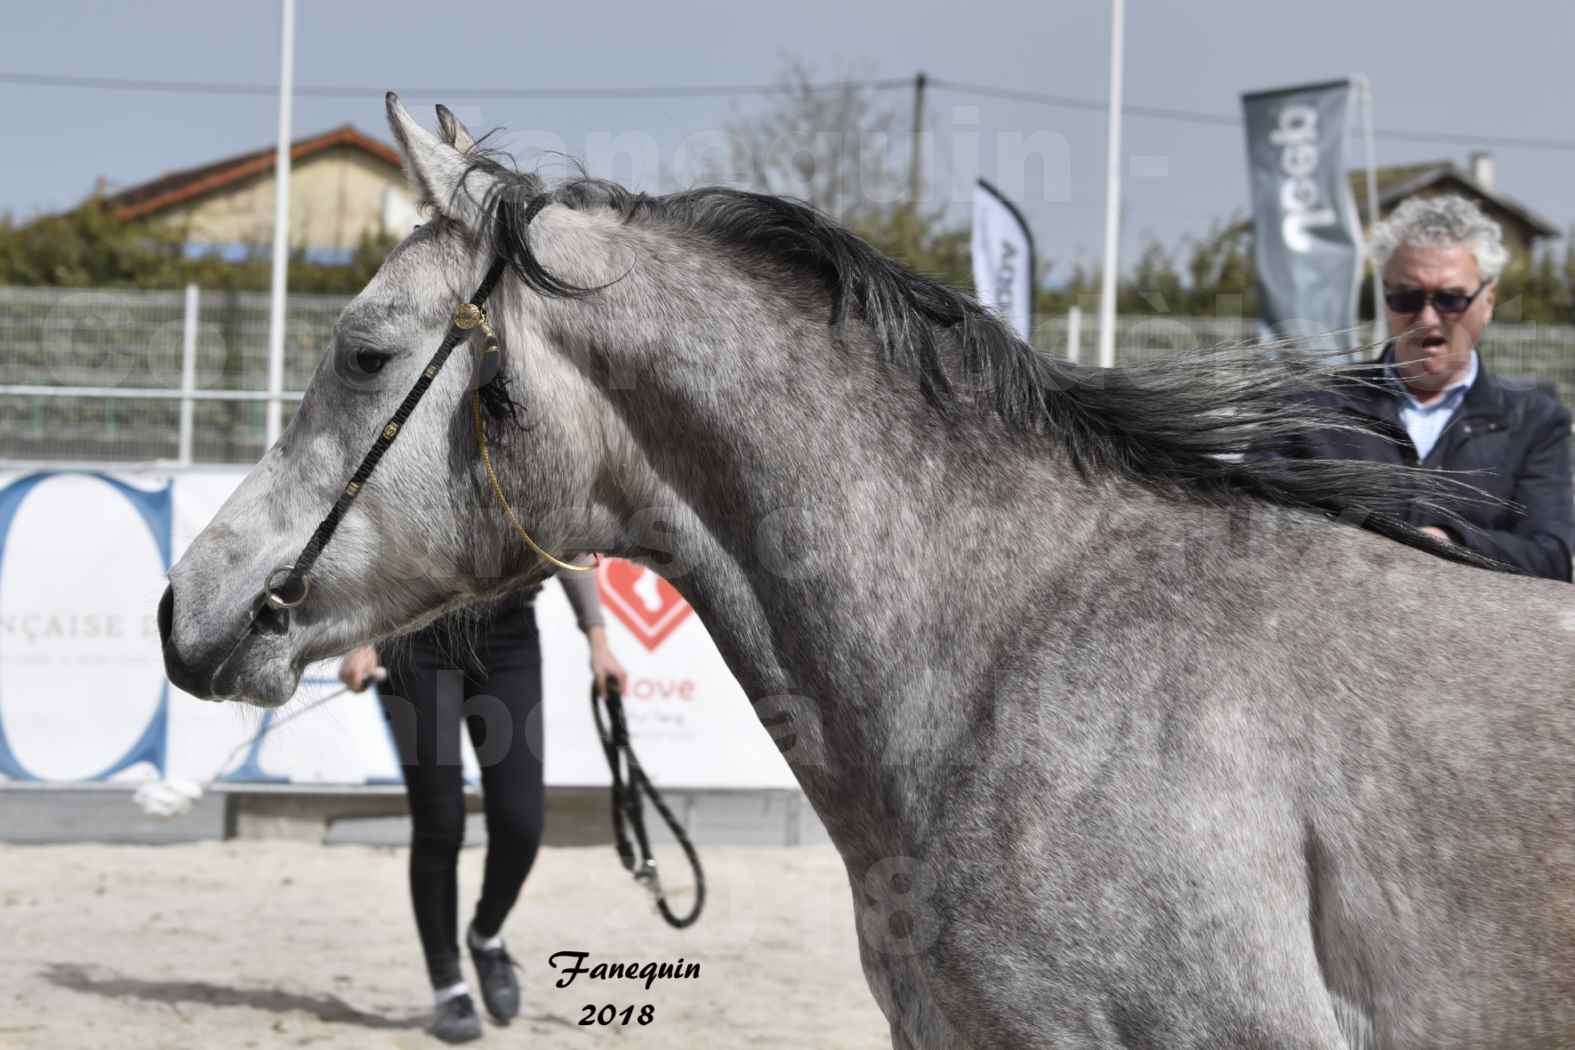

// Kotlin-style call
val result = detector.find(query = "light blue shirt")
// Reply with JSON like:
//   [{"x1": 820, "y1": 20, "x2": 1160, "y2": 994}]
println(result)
[{"x1": 1393, "y1": 351, "x2": 1479, "y2": 462}]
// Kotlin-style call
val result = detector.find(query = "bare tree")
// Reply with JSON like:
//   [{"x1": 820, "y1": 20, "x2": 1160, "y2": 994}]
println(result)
[
  {"x1": 709, "y1": 58, "x2": 972, "y2": 290},
  {"x1": 716, "y1": 59, "x2": 908, "y2": 224}
]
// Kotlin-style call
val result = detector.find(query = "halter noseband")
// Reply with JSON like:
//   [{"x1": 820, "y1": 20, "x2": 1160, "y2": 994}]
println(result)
[{"x1": 259, "y1": 257, "x2": 590, "y2": 619}]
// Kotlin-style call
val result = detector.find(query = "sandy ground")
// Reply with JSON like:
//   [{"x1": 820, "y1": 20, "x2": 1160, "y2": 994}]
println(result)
[{"x1": 0, "y1": 841, "x2": 890, "y2": 1050}]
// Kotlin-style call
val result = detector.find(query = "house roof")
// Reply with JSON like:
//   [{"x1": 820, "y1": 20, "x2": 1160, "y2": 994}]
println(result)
[
  {"x1": 1345, "y1": 160, "x2": 1448, "y2": 213},
  {"x1": 103, "y1": 125, "x2": 404, "y2": 222},
  {"x1": 1346, "y1": 161, "x2": 1560, "y2": 239}
]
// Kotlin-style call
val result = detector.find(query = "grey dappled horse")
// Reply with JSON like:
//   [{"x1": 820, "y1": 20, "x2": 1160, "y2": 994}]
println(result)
[{"x1": 160, "y1": 96, "x2": 1575, "y2": 1048}]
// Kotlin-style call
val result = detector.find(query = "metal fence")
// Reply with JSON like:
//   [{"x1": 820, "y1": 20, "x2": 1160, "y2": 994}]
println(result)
[
  {"x1": 1040, "y1": 310, "x2": 1575, "y2": 409},
  {"x1": 4, "y1": 284, "x2": 1574, "y2": 465},
  {"x1": 0, "y1": 285, "x2": 340, "y2": 464}
]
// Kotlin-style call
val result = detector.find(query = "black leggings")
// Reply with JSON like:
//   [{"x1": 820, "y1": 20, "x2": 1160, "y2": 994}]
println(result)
[{"x1": 378, "y1": 603, "x2": 544, "y2": 989}]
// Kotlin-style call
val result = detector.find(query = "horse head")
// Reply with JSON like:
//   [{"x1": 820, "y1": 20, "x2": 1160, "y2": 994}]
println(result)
[{"x1": 159, "y1": 95, "x2": 625, "y2": 706}]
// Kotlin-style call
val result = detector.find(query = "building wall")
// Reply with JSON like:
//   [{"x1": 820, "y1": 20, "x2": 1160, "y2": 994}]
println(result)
[{"x1": 147, "y1": 148, "x2": 413, "y2": 255}]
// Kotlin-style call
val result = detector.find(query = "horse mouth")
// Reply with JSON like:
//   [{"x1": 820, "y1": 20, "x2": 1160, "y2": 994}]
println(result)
[
  {"x1": 159, "y1": 579, "x2": 303, "y2": 711},
  {"x1": 159, "y1": 584, "x2": 299, "y2": 708},
  {"x1": 208, "y1": 645, "x2": 300, "y2": 708},
  {"x1": 163, "y1": 643, "x2": 296, "y2": 708}
]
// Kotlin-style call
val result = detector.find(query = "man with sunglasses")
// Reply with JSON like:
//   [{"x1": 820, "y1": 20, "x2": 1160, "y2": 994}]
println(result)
[{"x1": 1274, "y1": 194, "x2": 1572, "y2": 581}]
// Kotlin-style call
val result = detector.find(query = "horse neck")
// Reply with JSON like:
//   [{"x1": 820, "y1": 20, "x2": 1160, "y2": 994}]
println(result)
[{"x1": 569, "y1": 284, "x2": 1114, "y2": 816}]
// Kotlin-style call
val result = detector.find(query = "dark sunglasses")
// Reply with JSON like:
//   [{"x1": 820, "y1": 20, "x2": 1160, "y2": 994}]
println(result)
[{"x1": 1383, "y1": 281, "x2": 1492, "y2": 316}]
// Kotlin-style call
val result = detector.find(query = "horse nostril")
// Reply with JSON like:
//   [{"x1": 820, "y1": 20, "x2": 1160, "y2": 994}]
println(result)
[
  {"x1": 158, "y1": 584, "x2": 175, "y2": 648},
  {"x1": 157, "y1": 581, "x2": 218, "y2": 700}
]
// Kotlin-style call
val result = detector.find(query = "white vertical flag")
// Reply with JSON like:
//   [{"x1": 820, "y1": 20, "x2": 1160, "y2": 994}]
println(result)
[{"x1": 971, "y1": 179, "x2": 1036, "y2": 343}]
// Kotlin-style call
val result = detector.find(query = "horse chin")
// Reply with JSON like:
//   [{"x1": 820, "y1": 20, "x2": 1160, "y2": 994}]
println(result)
[{"x1": 210, "y1": 651, "x2": 302, "y2": 709}]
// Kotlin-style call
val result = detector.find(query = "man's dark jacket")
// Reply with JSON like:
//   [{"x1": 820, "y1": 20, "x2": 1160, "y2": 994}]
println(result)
[{"x1": 1276, "y1": 349, "x2": 1573, "y2": 581}]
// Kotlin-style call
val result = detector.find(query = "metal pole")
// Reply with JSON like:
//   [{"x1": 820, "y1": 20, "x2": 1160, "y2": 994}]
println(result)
[
  {"x1": 1097, "y1": 0, "x2": 1125, "y2": 369},
  {"x1": 1067, "y1": 305, "x2": 1083, "y2": 364},
  {"x1": 1354, "y1": 74, "x2": 1386, "y2": 345},
  {"x1": 264, "y1": 0, "x2": 296, "y2": 450},
  {"x1": 179, "y1": 284, "x2": 199, "y2": 465},
  {"x1": 909, "y1": 71, "x2": 927, "y2": 210}
]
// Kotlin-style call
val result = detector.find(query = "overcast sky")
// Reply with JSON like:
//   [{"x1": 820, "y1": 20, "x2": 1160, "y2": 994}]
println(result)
[{"x1": 5, "y1": 0, "x2": 1573, "y2": 280}]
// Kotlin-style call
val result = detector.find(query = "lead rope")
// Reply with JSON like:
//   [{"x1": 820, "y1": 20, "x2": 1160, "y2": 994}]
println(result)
[{"x1": 591, "y1": 679, "x2": 706, "y2": 928}]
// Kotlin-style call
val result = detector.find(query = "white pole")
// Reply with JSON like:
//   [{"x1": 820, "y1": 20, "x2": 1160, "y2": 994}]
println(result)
[
  {"x1": 1097, "y1": 0, "x2": 1125, "y2": 369},
  {"x1": 1355, "y1": 74, "x2": 1386, "y2": 345},
  {"x1": 1067, "y1": 305, "x2": 1083, "y2": 364},
  {"x1": 178, "y1": 283, "x2": 199, "y2": 466},
  {"x1": 264, "y1": 0, "x2": 296, "y2": 450}
]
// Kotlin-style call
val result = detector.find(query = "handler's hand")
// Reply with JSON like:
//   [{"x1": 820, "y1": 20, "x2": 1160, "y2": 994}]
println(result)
[
  {"x1": 1420, "y1": 526, "x2": 1455, "y2": 544},
  {"x1": 586, "y1": 625, "x2": 629, "y2": 697},
  {"x1": 338, "y1": 645, "x2": 382, "y2": 692}
]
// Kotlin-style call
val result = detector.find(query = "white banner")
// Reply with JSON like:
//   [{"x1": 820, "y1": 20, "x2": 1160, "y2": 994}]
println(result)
[
  {"x1": 0, "y1": 469, "x2": 796, "y2": 789},
  {"x1": 971, "y1": 178, "x2": 1036, "y2": 342}
]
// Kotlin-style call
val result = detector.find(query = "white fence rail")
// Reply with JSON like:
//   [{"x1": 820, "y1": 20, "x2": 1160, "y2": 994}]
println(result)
[{"x1": 3, "y1": 284, "x2": 1574, "y2": 465}]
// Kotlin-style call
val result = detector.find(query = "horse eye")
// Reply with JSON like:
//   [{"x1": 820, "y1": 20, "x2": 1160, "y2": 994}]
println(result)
[{"x1": 354, "y1": 349, "x2": 389, "y2": 375}]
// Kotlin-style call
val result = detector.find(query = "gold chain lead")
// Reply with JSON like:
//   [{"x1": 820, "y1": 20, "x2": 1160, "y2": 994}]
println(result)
[{"x1": 472, "y1": 392, "x2": 595, "y2": 574}]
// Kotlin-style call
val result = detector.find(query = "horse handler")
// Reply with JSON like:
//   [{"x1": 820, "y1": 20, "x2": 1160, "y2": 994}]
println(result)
[{"x1": 339, "y1": 570, "x2": 627, "y2": 1043}]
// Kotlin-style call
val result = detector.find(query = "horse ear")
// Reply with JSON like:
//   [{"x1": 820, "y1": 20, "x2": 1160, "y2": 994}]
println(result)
[
  {"x1": 435, "y1": 105, "x2": 478, "y2": 153},
  {"x1": 385, "y1": 92, "x2": 492, "y2": 229}
]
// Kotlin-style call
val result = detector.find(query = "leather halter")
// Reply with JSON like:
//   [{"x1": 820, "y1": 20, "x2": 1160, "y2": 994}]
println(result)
[{"x1": 260, "y1": 259, "x2": 509, "y2": 616}]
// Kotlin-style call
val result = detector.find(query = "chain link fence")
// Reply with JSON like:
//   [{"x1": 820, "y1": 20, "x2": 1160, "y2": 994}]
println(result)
[{"x1": 4, "y1": 284, "x2": 1574, "y2": 465}]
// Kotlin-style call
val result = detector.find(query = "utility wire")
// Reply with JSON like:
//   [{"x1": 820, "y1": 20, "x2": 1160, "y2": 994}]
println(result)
[
  {"x1": 0, "y1": 70, "x2": 910, "y2": 100},
  {"x1": 932, "y1": 76, "x2": 1236, "y2": 126},
  {"x1": 6, "y1": 68, "x2": 1575, "y2": 154},
  {"x1": 929, "y1": 77, "x2": 1575, "y2": 153}
]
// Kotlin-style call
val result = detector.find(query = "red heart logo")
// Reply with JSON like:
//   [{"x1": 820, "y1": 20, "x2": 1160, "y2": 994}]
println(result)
[{"x1": 597, "y1": 559, "x2": 694, "y2": 651}]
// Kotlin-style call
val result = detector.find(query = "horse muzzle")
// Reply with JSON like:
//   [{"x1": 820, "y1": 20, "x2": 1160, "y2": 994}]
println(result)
[
  {"x1": 158, "y1": 581, "x2": 297, "y2": 707},
  {"x1": 158, "y1": 582, "x2": 218, "y2": 699}
]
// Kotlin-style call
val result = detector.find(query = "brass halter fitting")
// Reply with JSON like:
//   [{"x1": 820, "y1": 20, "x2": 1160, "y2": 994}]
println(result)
[{"x1": 453, "y1": 303, "x2": 499, "y2": 356}]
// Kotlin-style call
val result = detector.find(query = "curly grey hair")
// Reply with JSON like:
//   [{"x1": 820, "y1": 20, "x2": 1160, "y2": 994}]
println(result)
[{"x1": 1369, "y1": 194, "x2": 1509, "y2": 282}]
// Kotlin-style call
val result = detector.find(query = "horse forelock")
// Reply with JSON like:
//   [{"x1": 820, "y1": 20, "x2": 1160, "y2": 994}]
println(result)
[{"x1": 447, "y1": 157, "x2": 1508, "y2": 575}]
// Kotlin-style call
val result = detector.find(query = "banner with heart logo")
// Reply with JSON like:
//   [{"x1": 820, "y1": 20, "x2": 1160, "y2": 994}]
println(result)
[{"x1": 596, "y1": 558, "x2": 695, "y2": 652}]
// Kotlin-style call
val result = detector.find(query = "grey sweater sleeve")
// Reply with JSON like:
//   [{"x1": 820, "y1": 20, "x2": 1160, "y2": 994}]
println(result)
[{"x1": 556, "y1": 563, "x2": 605, "y2": 632}]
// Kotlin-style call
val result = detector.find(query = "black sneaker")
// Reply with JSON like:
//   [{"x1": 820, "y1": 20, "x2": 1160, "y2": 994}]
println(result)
[
  {"x1": 468, "y1": 935, "x2": 521, "y2": 1023},
  {"x1": 429, "y1": 993, "x2": 483, "y2": 1044}
]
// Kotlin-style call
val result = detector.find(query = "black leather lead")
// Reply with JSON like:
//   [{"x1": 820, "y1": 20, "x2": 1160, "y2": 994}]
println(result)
[{"x1": 592, "y1": 680, "x2": 707, "y2": 928}]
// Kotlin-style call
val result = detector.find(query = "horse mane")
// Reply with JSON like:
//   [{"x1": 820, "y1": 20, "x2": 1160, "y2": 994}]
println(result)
[{"x1": 457, "y1": 157, "x2": 1506, "y2": 574}]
